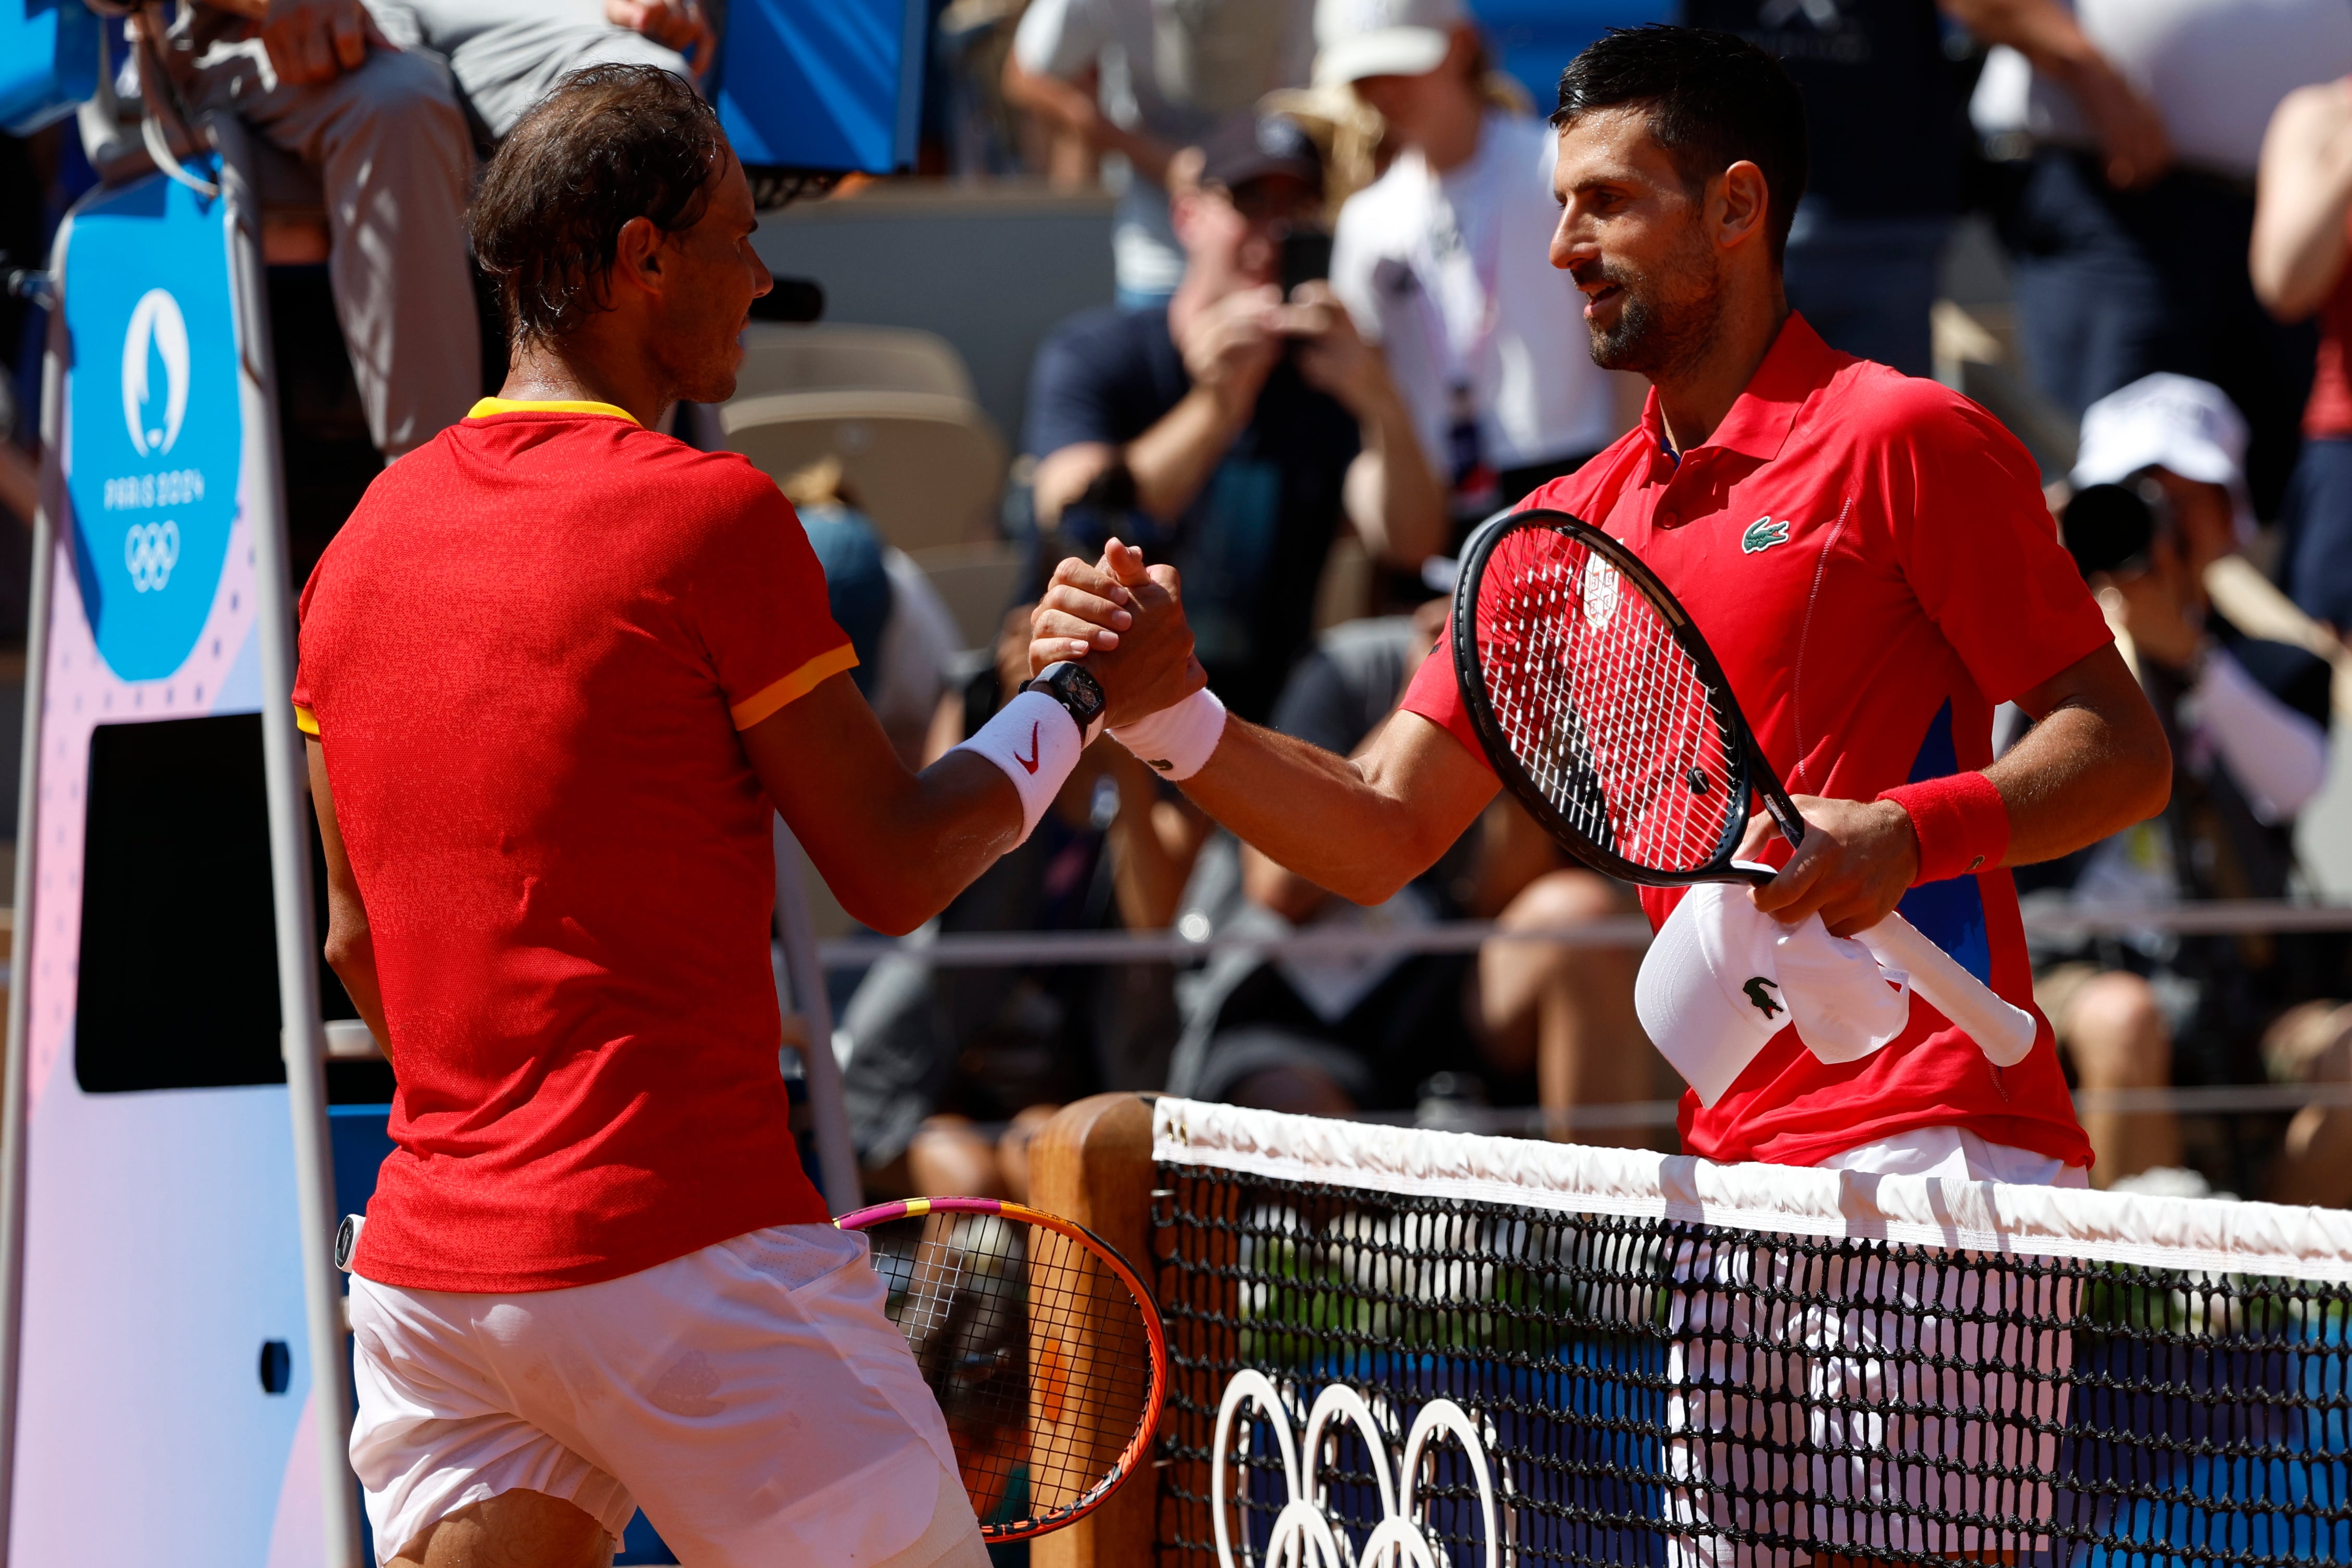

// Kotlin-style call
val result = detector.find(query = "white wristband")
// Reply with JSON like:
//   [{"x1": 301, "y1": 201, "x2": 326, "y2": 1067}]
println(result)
[
  {"x1": 1109, "y1": 686, "x2": 1227, "y2": 781},
  {"x1": 951, "y1": 689, "x2": 1084, "y2": 845}
]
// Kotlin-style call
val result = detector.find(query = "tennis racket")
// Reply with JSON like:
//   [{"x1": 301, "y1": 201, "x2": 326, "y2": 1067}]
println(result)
[
  {"x1": 834, "y1": 1196, "x2": 1167, "y2": 1542},
  {"x1": 1450, "y1": 507, "x2": 2037, "y2": 1067}
]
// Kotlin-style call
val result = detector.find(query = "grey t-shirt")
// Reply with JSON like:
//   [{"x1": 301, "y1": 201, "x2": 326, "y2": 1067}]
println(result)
[{"x1": 364, "y1": 0, "x2": 690, "y2": 139}]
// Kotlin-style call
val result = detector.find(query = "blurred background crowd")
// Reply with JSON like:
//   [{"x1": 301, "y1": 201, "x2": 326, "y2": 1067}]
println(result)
[{"x1": 14, "y1": 0, "x2": 2352, "y2": 1207}]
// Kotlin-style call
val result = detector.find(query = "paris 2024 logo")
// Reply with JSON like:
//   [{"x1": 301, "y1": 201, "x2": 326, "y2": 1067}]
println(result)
[{"x1": 63, "y1": 176, "x2": 243, "y2": 683}]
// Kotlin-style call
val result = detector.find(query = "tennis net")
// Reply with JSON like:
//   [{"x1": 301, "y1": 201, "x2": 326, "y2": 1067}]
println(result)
[{"x1": 1148, "y1": 1097, "x2": 2352, "y2": 1567}]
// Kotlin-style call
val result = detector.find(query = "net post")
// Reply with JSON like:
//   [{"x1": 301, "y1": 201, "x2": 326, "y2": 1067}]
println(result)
[{"x1": 1028, "y1": 1091, "x2": 1156, "y2": 1568}]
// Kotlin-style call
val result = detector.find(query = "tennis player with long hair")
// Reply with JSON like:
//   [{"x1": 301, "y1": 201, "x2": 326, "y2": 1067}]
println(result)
[
  {"x1": 296, "y1": 65, "x2": 1198, "y2": 1568},
  {"x1": 1037, "y1": 25, "x2": 2173, "y2": 1562}
]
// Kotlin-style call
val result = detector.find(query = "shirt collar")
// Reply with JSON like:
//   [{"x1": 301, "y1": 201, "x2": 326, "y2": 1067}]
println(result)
[
  {"x1": 466, "y1": 397, "x2": 641, "y2": 425},
  {"x1": 1637, "y1": 312, "x2": 1843, "y2": 467}
]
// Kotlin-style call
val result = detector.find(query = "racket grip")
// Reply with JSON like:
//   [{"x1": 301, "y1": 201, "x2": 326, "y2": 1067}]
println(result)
[{"x1": 1855, "y1": 913, "x2": 2038, "y2": 1068}]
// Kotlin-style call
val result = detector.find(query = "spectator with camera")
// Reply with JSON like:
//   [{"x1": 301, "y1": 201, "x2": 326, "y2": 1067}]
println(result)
[
  {"x1": 1320, "y1": 0, "x2": 1627, "y2": 537},
  {"x1": 2036, "y1": 375, "x2": 2338, "y2": 1192},
  {"x1": 1025, "y1": 112, "x2": 1445, "y2": 723}
]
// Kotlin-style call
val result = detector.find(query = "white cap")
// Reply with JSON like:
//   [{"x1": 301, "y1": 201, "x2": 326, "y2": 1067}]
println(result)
[
  {"x1": 2071, "y1": 373, "x2": 2255, "y2": 542},
  {"x1": 1314, "y1": 0, "x2": 1464, "y2": 87},
  {"x1": 1636, "y1": 881, "x2": 1911, "y2": 1105}
]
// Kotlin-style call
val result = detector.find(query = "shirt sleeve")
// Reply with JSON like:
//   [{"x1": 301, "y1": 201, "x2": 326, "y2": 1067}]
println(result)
[
  {"x1": 1395, "y1": 635, "x2": 1492, "y2": 771},
  {"x1": 1011, "y1": 0, "x2": 1107, "y2": 79},
  {"x1": 1880, "y1": 390, "x2": 2113, "y2": 705},
  {"x1": 691, "y1": 471, "x2": 859, "y2": 731},
  {"x1": 291, "y1": 558, "x2": 323, "y2": 734}
]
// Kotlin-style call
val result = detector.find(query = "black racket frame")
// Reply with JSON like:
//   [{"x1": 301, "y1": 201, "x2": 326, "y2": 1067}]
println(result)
[{"x1": 1451, "y1": 507, "x2": 1809, "y2": 889}]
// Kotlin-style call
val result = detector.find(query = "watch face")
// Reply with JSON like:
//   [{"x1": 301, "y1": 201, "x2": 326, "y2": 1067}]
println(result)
[{"x1": 1038, "y1": 660, "x2": 1105, "y2": 724}]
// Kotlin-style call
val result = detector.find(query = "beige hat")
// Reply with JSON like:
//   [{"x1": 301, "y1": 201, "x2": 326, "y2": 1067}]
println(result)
[{"x1": 1313, "y1": 0, "x2": 1465, "y2": 87}]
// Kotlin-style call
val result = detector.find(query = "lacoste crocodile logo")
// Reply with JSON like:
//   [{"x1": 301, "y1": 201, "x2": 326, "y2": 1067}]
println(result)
[
  {"x1": 1741, "y1": 517, "x2": 1791, "y2": 554},
  {"x1": 1744, "y1": 976, "x2": 1784, "y2": 1019}
]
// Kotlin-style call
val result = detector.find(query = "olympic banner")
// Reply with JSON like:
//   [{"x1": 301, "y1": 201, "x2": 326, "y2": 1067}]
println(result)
[{"x1": 0, "y1": 129, "x2": 356, "y2": 1566}]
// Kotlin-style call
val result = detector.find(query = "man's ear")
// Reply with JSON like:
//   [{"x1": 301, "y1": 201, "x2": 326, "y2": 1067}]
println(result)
[
  {"x1": 610, "y1": 214, "x2": 668, "y2": 299},
  {"x1": 1713, "y1": 159, "x2": 1772, "y2": 253}
]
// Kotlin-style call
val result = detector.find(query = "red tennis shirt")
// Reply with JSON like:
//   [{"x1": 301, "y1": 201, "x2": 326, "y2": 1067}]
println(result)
[
  {"x1": 294, "y1": 399, "x2": 854, "y2": 1292},
  {"x1": 1401, "y1": 315, "x2": 2110, "y2": 1169}
]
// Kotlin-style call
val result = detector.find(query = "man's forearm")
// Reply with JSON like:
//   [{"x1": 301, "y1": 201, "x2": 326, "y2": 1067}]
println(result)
[
  {"x1": 1342, "y1": 380, "x2": 1447, "y2": 565},
  {"x1": 1989, "y1": 646, "x2": 2173, "y2": 865},
  {"x1": 1174, "y1": 715, "x2": 1494, "y2": 907},
  {"x1": 1939, "y1": 0, "x2": 2100, "y2": 78},
  {"x1": 1127, "y1": 386, "x2": 1245, "y2": 522}
]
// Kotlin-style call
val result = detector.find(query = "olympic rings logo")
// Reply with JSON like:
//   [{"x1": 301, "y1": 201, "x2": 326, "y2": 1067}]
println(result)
[
  {"x1": 124, "y1": 520, "x2": 180, "y2": 593},
  {"x1": 1211, "y1": 1370, "x2": 1499, "y2": 1568}
]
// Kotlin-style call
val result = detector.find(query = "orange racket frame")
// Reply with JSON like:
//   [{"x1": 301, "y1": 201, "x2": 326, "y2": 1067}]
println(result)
[{"x1": 835, "y1": 1194, "x2": 1169, "y2": 1541}]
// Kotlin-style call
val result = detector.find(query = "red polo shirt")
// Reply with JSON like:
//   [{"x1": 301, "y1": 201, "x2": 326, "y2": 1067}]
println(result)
[
  {"x1": 295, "y1": 399, "x2": 850, "y2": 1291},
  {"x1": 1401, "y1": 315, "x2": 2109, "y2": 1169}
]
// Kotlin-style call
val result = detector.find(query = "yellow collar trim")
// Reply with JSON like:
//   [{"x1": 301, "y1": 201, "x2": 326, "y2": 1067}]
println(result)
[{"x1": 466, "y1": 397, "x2": 641, "y2": 425}]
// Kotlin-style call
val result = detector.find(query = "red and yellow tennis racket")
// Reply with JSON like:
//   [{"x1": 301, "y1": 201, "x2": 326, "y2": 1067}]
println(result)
[{"x1": 834, "y1": 1196, "x2": 1167, "y2": 1542}]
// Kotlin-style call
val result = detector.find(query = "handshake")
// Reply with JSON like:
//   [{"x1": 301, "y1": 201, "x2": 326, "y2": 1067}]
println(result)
[{"x1": 1025, "y1": 539, "x2": 1218, "y2": 756}]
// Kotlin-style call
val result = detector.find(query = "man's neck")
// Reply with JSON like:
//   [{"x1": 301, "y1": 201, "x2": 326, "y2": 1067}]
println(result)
[
  {"x1": 500, "y1": 336, "x2": 673, "y2": 431},
  {"x1": 1416, "y1": 92, "x2": 1486, "y2": 175},
  {"x1": 1651, "y1": 286, "x2": 1791, "y2": 454}
]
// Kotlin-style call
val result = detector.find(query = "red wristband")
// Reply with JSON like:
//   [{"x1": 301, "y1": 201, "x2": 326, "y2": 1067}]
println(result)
[{"x1": 1878, "y1": 771, "x2": 2010, "y2": 885}]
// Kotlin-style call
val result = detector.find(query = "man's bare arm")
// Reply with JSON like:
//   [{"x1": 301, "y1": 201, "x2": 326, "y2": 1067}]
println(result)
[
  {"x1": 1745, "y1": 642, "x2": 2170, "y2": 935},
  {"x1": 1157, "y1": 710, "x2": 1498, "y2": 906},
  {"x1": 307, "y1": 738, "x2": 391, "y2": 1056},
  {"x1": 2253, "y1": 81, "x2": 2352, "y2": 320},
  {"x1": 1938, "y1": 0, "x2": 2171, "y2": 189},
  {"x1": 1001, "y1": 54, "x2": 1177, "y2": 187}
]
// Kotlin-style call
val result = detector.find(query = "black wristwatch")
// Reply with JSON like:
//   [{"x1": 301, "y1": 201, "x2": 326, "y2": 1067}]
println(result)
[{"x1": 1027, "y1": 660, "x2": 1107, "y2": 742}]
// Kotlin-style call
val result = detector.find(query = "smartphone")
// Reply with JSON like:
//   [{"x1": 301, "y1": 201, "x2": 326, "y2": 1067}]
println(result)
[{"x1": 1279, "y1": 227, "x2": 1333, "y2": 298}]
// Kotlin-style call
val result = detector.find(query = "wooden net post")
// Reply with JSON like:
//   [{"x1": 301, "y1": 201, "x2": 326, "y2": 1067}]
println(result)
[{"x1": 1028, "y1": 1091, "x2": 1156, "y2": 1568}]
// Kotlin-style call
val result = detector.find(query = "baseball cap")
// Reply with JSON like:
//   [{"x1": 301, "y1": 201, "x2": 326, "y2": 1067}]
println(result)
[
  {"x1": 1635, "y1": 881, "x2": 1911, "y2": 1105},
  {"x1": 1197, "y1": 113, "x2": 1325, "y2": 196},
  {"x1": 1313, "y1": 0, "x2": 1465, "y2": 87},
  {"x1": 2070, "y1": 373, "x2": 2255, "y2": 542}
]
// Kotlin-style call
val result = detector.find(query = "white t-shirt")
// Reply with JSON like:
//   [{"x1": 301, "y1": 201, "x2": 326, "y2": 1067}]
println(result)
[
  {"x1": 1330, "y1": 112, "x2": 1616, "y2": 483},
  {"x1": 1968, "y1": 0, "x2": 2352, "y2": 179},
  {"x1": 1014, "y1": 0, "x2": 1315, "y2": 297}
]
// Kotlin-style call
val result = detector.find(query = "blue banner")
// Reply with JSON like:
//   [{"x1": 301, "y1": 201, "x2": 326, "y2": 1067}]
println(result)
[{"x1": 60, "y1": 171, "x2": 243, "y2": 684}]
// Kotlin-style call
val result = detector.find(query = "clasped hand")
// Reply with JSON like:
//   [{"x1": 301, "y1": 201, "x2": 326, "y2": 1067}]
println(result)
[{"x1": 1028, "y1": 540, "x2": 1206, "y2": 730}]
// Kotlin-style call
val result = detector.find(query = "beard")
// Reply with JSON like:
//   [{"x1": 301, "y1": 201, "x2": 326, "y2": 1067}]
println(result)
[{"x1": 1581, "y1": 248, "x2": 1726, "y2": 380}]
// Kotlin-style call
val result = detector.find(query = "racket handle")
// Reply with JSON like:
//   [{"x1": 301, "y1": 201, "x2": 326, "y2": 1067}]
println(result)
[{"x1": 1854, "y1": 913, "x2": 2038, "y2": 1068}]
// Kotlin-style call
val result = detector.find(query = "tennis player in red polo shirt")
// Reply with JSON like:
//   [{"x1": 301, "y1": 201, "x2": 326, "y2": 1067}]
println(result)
[
  {"x1": 1040, "y1": 23, "x2": 2169, "y2": 1185},
  {"x1": 1035, "y1": 26, "x2": 2172, "y2": 1563},
  {"x1": 295, "y1": 67, "x2": 1197, "y2": 1568}
]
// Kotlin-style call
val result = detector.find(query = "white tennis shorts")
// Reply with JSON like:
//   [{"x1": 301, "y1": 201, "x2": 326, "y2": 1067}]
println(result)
[
  {"x1": 348, "y1": 1223, "x2": 989, "y2": 1567},
  {"x1": 1663, "y1": 1128, "x2": 2089, "y2": 1568}
]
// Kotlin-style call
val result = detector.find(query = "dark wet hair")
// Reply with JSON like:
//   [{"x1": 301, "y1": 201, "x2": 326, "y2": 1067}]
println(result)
[
  {"x1": 1554, "y1": 26, "x2": 1809, "y2": 266},
  {"x1": 470, "y1": 63, "x2": 726, "y2": 343}
]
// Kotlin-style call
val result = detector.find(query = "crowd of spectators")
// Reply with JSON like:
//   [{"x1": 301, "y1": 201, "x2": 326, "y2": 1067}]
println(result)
[{"x1": 19, "y1": 0, "x2": 2352, "y2": 1204}]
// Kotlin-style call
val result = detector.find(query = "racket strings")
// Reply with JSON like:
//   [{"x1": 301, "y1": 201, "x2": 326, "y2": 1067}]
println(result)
[
  {"x1": 1479, "y1": 531, "x2": 1739, "y2": 873},
  {"x1": 871, "y1": 1214, "x2": 1154, "y2": 1530}
]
